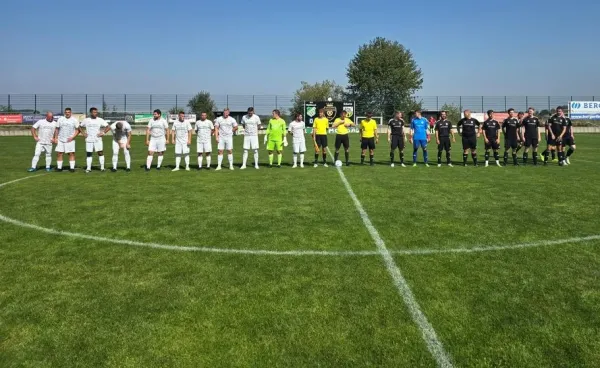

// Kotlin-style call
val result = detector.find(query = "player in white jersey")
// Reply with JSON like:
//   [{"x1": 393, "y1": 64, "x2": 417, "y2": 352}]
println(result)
[
  {"x1": 170, "y1": 111, "x2": 193, "y2": 171},
  {"x1": 54, "y1": 107, "x2": 80, "y2": 172},
  {"x1": 214, "y1": 108, "x2": 238, "y2": 170},
  {"x1": 195, "y1": 112, "x2": 214, "y2": 170},
  {"x1": 145, "y1": 109, "x2": 170, "y2": 171},
  {"x1": 288, "y1": 113, "x2": 307, "y2": 168},
  {"x1": 103, "y1": 120, "x2": 132, "y2": 172},
  {"x1": 80, "y1": 107, "x2": 109, "y2": 173},
  {"x1": 28, "y1": 112, "x2": 57, "y2": 172},
  {"x1": 240, "y1": 107, "x2": 261, "y2": 169}
]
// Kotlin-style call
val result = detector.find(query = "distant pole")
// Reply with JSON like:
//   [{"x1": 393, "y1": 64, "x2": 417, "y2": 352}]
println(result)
[
  {"x1": 61, "y1": 94, "x2": 63, "y2": 111},
  {"x1": 124, "y1": 94, "x2": 127, "y2": 112},
  {"x1": 226, "y1": 95, "x2": 229, "y2": 109},
  {"x1": 7, "y1": 94, "x2": 10, "y2": 109},
  {"x1": 253, "y1": 95, "x2": 255, "y2": 107},
  {"x1": 175, "y1": 95, "x2": 178, "y2": 111},
  {"x1": 436, "y1": 96, "x2": 439, "y2": 110},
  {"x1": 481, "y1": 96, "x2": 483, "y2": 113},
  {"x1": 459, "y1": 96, "x2": 462, "y2": 112},
  {"x1": 34, "y1": 94, "x2": 37, "y2": 113},
  {"x1": 150, "y1": 95, "x2": 152, "y2": 111},
  {"x1": 504, "y1": 96, "x2": 507, "y2": 111},
  {"x1": 85, "y1": 94, "x2": 88, "y2": 112},
  {"x1": 548, "y1": 96, "x2": 550, "y2": 111},
  {"x1": 275, "y1": 95, "x2": 278, "y2": 109},
  {"x1": 525, "y1": 96, "x2": 528, "y2": 109}
]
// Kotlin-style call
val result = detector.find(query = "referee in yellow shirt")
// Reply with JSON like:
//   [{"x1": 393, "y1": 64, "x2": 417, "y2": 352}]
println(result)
[
  {"x1": 332, "y1": 110, "x2": 355, "y2": 166},
  {"x1": 360, "y1": 112, "x2": 379, "y2": 166},
  {"x1": 312, "y1": 109, "x2": 330, "y2": 167}
]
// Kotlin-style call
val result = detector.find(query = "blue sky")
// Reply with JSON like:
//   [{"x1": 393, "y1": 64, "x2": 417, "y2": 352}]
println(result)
[{"x1": 2, "y1": 0, "x2": 599, "y2": 96}]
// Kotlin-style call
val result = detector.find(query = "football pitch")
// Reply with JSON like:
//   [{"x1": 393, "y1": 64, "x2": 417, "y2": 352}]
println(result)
[{"x1": 1, "y1": 134, "x2": 600, "y2": 367}]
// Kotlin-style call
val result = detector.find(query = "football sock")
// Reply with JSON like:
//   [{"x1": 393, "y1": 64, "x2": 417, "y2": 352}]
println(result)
[
  {"x1": 484, "y1": 151, "x2": 490, "y2": 162},
  {"x1": 523, "y1": 152, "x2": 528, "y2": 164},
  {"x1": 124, "y1": 150, "x2": 131, "y2": 169},
  {"x1": 566, "y1": 148, "x2": 574, "y2": 157},
  {"x1": 45, "y1": 154, "x2": 52, "y2": 168},
  {"x1": 269, "y1": 154, "x2": 274, "y2": 165},
  {"x1": 391, "y1": 152, "x2": 395, "y2": 163},
  {"x1": 99, "y1": 156, "x2": 105, "y2": 170},
  {"x1": 551, "y1": 150, "x2": 556, "y2": 160},
  {"x1": 446, "y1": 152, "x2": 451, "y2": 164},
  {"x1": 463, "y1": 153, "x2": 468, "y2": 164},
  {"x1": 217, "y1": 155, "x2": 223, "y2": 167},
  {"x1": 472, "y1": 153, "x2": 477, "y2": 165},
  {"x1": 69, "y1": 160, "x2": 75, "y2": 170},
  {"x1": 184, "y1": 155, "x2": 189, "y2": 168},
  {"x1": 334, "y1": 152, "x2": 339, "y2": 162},
  {"x1": 361, "y1": 154, "x2": 365, "y2": 164},
  {"x1": 31, "y1": 154, "x2": 40, "y2": 169},
  {"x1": 437, "y1": 150, "x2": 442, "y2": 164},
  {"x1": 87, "y1": 157, "x2": 93, "y2": 170},
  {"x1": 277, "y1": 154, "x2": 282, "y2": 165},
  {"x1": 198, "y1": 155, "x2": 203, "y2": 168},
  {"x1": 242, "y1": 150, "x2": 248, "y2": 166},
  {"x1": 413, "y1": 149, "x2": 418, "y2": 163},
  {"x1": 175, "y1": 155, "x2": 181, "y2": 168},
  {"x1": 253, "y1": 150, "x2": 259, "y2": 165},
  {"x1": 227, "y1": 154, "x2": 233, "y2": 166},
  {"x1": 345, "y1": 152, "x2": 349, "y2": 164},
  {"x1": 293, "y1": 154, "x2": 298, "y2": 166},
  {"x1": 57, "y1": 160, "x2": 63, "y2": 170},
  {"x1": 512, "y1": 153, "x2": 518, "y2": 165},
  {"x1": 300, "y1": 153, "x2": 304, "y2": 165},
  {"x1": 206, "y1": 156, "x2": 211, "y2": 167},
  {"x1": 112, "y1": 154, "x2": 118, "y2": 168},
  {"x1": 532, "y1": 151, "x2": 538, "y2": 165},
  {"x1": 370, "y1": 154, "x2": 374, "y2": 164},
  {"x1": 157, "y1": 156, "x2": 163, "y2": 168},
  {"x1": 503, "y1": 151, "x2": 508, "y2": 165},
  {"x1": 423, "y1": 150, "x2": 428, "y2": 163}
]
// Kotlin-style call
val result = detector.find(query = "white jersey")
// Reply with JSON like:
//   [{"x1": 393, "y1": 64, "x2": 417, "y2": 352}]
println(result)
[
  {"x1": 110, "y1": 121, "x2": 132, "y2": 142},
  {"x1": 214, "y1": 116, "x2": 238, "y2": 138},
  {"x1": 195, "y1": 119, "x2": 214, "y2": 143},
  {"x1": 241, "y1": 114, "x2": 261, "y2": 136},
  {"x1": 80, "y1": 117, "x2": 108, "y2": 143},
  {"x1": 173, "y1": 120, "x2": 193, "y2": 145},
  {"x1": 56, "y1": 116, "x2": 80, "y2": 143},
  {"x1": 288, "y1": 121, "x2": 306, "y2": 141},
  {"x1": 32, "y1": 119, "x2": 57, "y2": 145},
  {"x1": 147, "y1": 118, "x2": 169, "y2": 138}
]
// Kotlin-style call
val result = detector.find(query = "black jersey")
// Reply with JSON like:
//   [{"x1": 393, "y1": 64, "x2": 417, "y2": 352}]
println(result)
[
  {"x1": 435, "y1": 119, "x2": 452, "y2": 138},
  {"x1": 387, "y1": 118, "x2": 405, "y2": 136},
  {"x1": 521, "y1": 116, "x2": 540, "y2": 139},
  {"x1": 502, "y1": 118, "x2": 520, "y2": 140},
  {"x1": 482, "y1": 119, "x2": 501, "y2": 140},
  {"x1": 548, "y1": 115, "x2": 567, "y2": 136},
  {"x1": 564, "y1": 117, "x2": 573, "y2": 137},
  {"x1": 457, "y1": 118, "x2": 480, "y2": 137}
]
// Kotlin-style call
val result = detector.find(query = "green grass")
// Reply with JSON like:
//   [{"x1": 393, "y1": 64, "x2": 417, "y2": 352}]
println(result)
[{"x1": 1, "y1": 134, "x2": 600, "y2": 367}]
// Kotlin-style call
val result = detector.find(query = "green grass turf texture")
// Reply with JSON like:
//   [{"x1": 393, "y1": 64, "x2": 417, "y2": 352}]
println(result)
[{"x1": 1, "y1": 134, "x2": 600, "y2": 367}]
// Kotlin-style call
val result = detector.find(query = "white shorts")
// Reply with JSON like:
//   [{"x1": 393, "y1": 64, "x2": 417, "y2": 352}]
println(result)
[
  {"x1": 218, "y1": 136, "x2": 233, "y2": 151},
  {"x1": 175, "y1": 143, "x2": 190, "y2": 155},
  {"x1": 149, "y1": 137, "x2": 166, "y2": 152},
  {"x1": 197, "y1": 141, "x2": 212, "y2": 154},
  {"x1": 56, "y1": 141, "x2": 75, "y2": 153},
  {"x1": 86, "y1": 141, "x2": 104, "y2": 152},
  {"x1": 112, "y1": 140, "x2": 128, "y2": 152},
  {"x1": 293, "y1": 140, "x2": 307, "y2": 153},
  {"x1": 35, "y1": 142, "x2": 53, "y2": 155},
  {"x1": 243, "y1": 135, "x2": 259, "y2": 150}
]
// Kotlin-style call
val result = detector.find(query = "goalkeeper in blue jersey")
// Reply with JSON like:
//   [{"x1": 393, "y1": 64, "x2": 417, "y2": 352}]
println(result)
[{"x1": 410, "y1": 110, "x2": 430, "y2": 167}]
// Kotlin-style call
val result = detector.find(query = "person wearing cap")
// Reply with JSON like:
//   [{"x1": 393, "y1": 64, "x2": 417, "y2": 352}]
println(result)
[
  {"x1": 241, "y1": 107, "x2": 261, "y2": 169},
  {"x1": 359, "y1": 112, "x2": 378, "y2": 166},
  {"x1": 332, "y1": 110, "x2": 354, "y2": 166},
  {"x1": 410, "y1": 109, "x2": 430, "y2": 167}
]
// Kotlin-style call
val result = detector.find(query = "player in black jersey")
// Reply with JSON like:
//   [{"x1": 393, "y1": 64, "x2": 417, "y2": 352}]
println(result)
[
  {"x1": 516, "y1": 111, "x2": 525, "y2": 153},
  {"x1": 387, "y1": 111, "x2": 407, "y2": 167},
  {"x1": 543, "y1": 115, "x2": 557, "y2": 163},
  {"x1": 435, "y1": 111, "x2": 455, "y2": 167},
  {"x1": 545, "y1": 107, "x2": 567, "y2": 165},
  {"x1": 502, "y1": 108, "x2": 521, "y2": 166},
  {"x1": 456, "y1": 110, "x2": 481, "y2": 166},
  {"x1": 481, "y1": 110, "x2": 502, "y2": 167},
  {"x1": 563, "y1": 115, "x2": 576, "y2": 165},
  {"x1": 520, "y1": 107, "x2": 542, "y2": 165}
]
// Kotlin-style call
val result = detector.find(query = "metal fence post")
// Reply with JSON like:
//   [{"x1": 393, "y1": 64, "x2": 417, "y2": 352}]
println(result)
[
  {"x1": 226, "y1": 95, "x2": 229, "y2": 108},
  {"x1": 7, "y1": 94, "x2": 10, "y2": 109},
  {"x1": 459, "y1": 96, "x2": 462, "y2": 112},
  {"x1": 548, "y1": 96, "x2": 550, "y2": 111},
  {"x1": 150, "y1": 95, "x2": 153, "y2": 111},
  {"x1": 481, "y1": 96, "x2": 484, "y2": 112},
  {"x1": 34, "y1": 94, "x2": 37, "y2": 113},
  {"x1": 436, "y1": 96, "x2": 439, "y2": 110},
  {"x1": 525, "y1": 96, "x2": 528, "y2": 109},
  {"x1": 175, "y1": 95, "x2": 178, "y2": 111},
  {"x1": 504, "y1": 96, "x2": 507, "y2": 111},
  {"x1": 253, "y1": 95, "x2": 255, "y2": 107},
  {"x1": 85, "y1": 94, "x2": 88, "y2": 112},
  {"x1": 276, "y1": 95, "x2": 278, "y2": 109},
  {"x1": 124, "y1": 94, "x2": 127, "y2": 112},
  {"x1": 61, "y1": 94, "x2": 63, "y2": 111}
]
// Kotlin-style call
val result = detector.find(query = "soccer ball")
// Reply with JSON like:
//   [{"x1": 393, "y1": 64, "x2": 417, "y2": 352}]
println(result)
[{"x1": 335, "y1": 160, "x2": 343, "y2": 167}]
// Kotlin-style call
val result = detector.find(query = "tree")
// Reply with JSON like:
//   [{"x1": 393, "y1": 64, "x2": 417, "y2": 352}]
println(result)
[
  {"x1": 440, "y1": 103, "x2": 460, "y2": 124},
  {"x1": 169, "y1": 106, "x2": 185, "y2": 114},
  {"x1": 187, "y1": 91, "x2": 216, "y2": 120},
  {"x1": 347, "y1": 37, "x2": 423, "y2": 119},
  {"x1": 290, "y1": 80, "x2": 345, "y2": 116}
]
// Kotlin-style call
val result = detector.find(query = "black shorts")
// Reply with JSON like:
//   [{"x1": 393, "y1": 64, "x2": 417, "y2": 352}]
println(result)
[
  {"x1": 504, "y1": 139, "x2": 518, "y2": 150},
  {"x1": 485, "y1": 139, "x2": 500, "y2": 150},
  {"x1": 563, "y1": 137, "x2": 575, "y2": 146},
  {"x1": 361, "y1": 137, "x2": 376, "y2": 150},
  {"x1": 335, "y1": 134, "x2": 350, "y2": 150},
  {"x1": 462, "y1": 136, "x2": 477, "y2": 150},
  {"x1": 438, "y1": 137, "x2": 451, "y2": 151},
  {"x1": 315, "y1": 135, "x2": 328, "y2": 149},
  {"x1": 525, "y1": 137, "x2": 539, "y2": 148},
  {"x1": 391, "y1": 135, "x2": 404, "y2": 150}
]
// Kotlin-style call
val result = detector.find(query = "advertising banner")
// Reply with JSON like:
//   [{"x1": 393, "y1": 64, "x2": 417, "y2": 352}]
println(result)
[
  {"x1": 570, "y1": 101, "x2": 600, "y2": 120},
  {"x1": 22, "y1": 114, "x2": 45, "y2": 124},
  {"x1": 0, "y1": 114, "x2": 23, "y2": 124},
  {"x1": 304, "y1": 101, "x2": 355, "y2": 127},
  {"x1": 134, "y1": 113, "x2": 154, "y2": 123},
  {"x1": 168, "y1": 114, "x2": 196, "y2": 123}
]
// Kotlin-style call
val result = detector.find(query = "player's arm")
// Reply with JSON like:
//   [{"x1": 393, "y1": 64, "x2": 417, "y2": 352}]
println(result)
[
  {"x1": 374, "y1": 124, "x2": 379, "y2": 143},
  {"x1": 332, "y1": 118, "x2": 340, "y2": 128},
  {"x1": 103, "y1": 125, "x2": 111, "y2": 134},
  {"x1": 387, "y1": 124, "x2": 391, "y2": 143},
  {"x1": 53, "y1": 122, "x2": 60, "y2": 143},
  {"x1": 435, "y1": 124, "x2": 440, "y2": 144},
  {"x1": 187, "y1": 126, "x2": 192, "y2": 145},
  {"x1": 410, "y1": 120, "x2": 415, "y2": 143},
  {"x1": 345, "y1": 118, "x2": 354, "y2": 127},
  {"x1": 69, "y1": 123, "x2": 80, "y2": 142},
  {"x1": 126, "y1": 129, "x2": 132, "y2": 148},
  {"x1": 482, "y1": 127, "x2": 488, "y2": 143},
  {"x1": 475, "y1": 121, "x2": 481, "y2": 137},
  {"x1": 31, "y1": 125, "x2": 39, "y2": 141},
  {"x1": 558, "y1": 122, "x2": 567, "y2": 140},
  {"x1": 456, "y1": 120, "x2": 463, "y2": 136},
  {"x1": 232, "y1": 120, "x2": 238, "y2": 133}
]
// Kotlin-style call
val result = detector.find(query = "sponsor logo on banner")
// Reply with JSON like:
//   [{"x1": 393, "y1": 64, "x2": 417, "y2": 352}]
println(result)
[
  {"x1": 22, "y1": 114, "x2": 45, "y2": 124},
  {"x1": 0, "y1": 114, "x2": 23, "y2": 124},
  {"x1": 168, "y1": 114, "x2": 197, "y2": 123},
  {"x1": 134, "y1": 113, "x2": 154, "y2": 123},
  {"x1": 343, "y1": 106, "x2": 354, "y2": 118},
  {"x1": 323, "y1": 103, "x2": 337, "y2": 121},
  {"x1": 306, "y1": 106, "x2": 316, "y2": 118},
  {"x1": 570, "y1": 101, "x2": 600, "y2": 120}
]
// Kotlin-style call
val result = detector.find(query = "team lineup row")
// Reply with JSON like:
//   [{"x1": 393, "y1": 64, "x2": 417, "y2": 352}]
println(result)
[{"x1": 25, "y1": 106, "x2": 577, "y2": 173}]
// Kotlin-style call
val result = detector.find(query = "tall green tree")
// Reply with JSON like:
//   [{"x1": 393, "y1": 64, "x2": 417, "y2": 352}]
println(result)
[
  {"x1": 187, "y1": 91, "x2": 217, "y2": 120},
  {"x1": 290, "y1": 80, "x2": 345, "y2": 116},
  {"x1": 347, "y1": 37, "x2": 423, "y2": 119}
]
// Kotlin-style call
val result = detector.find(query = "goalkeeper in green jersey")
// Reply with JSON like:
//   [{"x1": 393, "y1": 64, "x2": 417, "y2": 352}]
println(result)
[{"x1": 264, "y1": 109, "x2": 287, "y2": 167}]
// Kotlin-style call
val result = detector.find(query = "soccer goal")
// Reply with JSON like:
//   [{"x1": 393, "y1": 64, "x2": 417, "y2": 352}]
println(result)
[{"x1": 355, "y1": 116, "x2": 384, "y2": 125}]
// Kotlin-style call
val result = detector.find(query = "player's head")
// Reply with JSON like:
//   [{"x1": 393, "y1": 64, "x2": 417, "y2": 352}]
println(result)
[
  {"x1": 296, "y1": 113, "x2": 303, "y2": 121},
  {"x1": 64, "y1": 107, "x2": 72, "y2": 118},
  {"x1": 318, "y1": 108, "x2": 324, "y2": 118},
  {"x1": 527, "y1": 107, "x2": 535, "y2": 116},
  {"x1": 341, "y1": 110, "x2": 348, "y2": 118},
  {"x1": 153, "y1": 109, "x2": 161, "y2": 120},
  {"x1": 414, "y1": 109, "x2": 422, "y2": 118},
  {"x1": 487, "y1": 109, "x2": 494, "y2": 119},
  {"x1": 45, "y1": 111, "x2": 53, "y2": 121},
  {"x1": 89, "y1": 107, "x2": 98, "y2": 118},
  {"x1": 395, "y1": 111, "x2": 403, "y2": 119},
  {"x1": 178, "y1": 111, "x2": 185, "y2": 121},
  {"x1": 440, "y1": 111, "x2": 447, "y2": 119},
  {"x1": 556, "y1": 106, "x2": 564, "y2": 116},
  {"x1": 200, "y1": 112, "x2": 207, "y2": 120},
  {"x1": 519, "y1": 111, "x2": 525, "y2": 119},
  {"x1": 116, "y1": 122, "x2": 123, "y2": 131},
  {"x1": 366, "y1": 111, "x2": 372, "y2": 119},
  {"x1": 272, "y1": 109, "x2": 280, "y2": 118},
  {"x1": 247, "y1": 107, "x2": 254, "y2": 117},
  {"x1": 464, "y1": 109, "x2": 471, "y2": 119},
  {"x1": 223, "y1": 108, "x2": 230, "y2": 118},
  {"x1": 508, "y1": 108, "x2": 515, "y2": 118}
]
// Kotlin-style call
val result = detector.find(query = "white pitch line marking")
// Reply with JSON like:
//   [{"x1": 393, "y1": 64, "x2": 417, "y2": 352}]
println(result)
[{"x1": 333, "y1": 164, "x2": 454, "y2": 368}]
